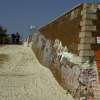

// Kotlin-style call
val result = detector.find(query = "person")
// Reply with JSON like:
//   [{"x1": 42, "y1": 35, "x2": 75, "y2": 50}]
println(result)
[
  {"x1": 11, "y1": 33, "x2": 16, "y2": 44},
  {"x1": 16, "y1": 32, "x2": 20, "y2": 44}
]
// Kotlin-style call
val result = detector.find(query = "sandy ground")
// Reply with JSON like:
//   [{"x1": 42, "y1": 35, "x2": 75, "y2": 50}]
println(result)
[{"x1": 0, "y1": 45, "x2": 74, "y2": 100}]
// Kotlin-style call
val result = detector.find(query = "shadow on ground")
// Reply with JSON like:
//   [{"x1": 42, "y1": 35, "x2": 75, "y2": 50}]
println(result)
[{"x1": 0, "y1": 54, "x2": 9, "y2": 64}]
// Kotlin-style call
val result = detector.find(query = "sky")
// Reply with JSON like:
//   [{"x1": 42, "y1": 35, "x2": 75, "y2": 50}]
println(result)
[{"x1": 0, "y1": 0, "x2": 99, "y2": 37}]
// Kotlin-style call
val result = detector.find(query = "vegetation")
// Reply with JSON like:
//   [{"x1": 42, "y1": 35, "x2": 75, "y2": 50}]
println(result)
[{"x1": 0, "y1": 26, "x2": 8, "y2": 44}]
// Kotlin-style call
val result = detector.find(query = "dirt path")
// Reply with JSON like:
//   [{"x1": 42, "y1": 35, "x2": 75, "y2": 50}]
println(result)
[{"x1": 0, "y1": 45, "x2": 74, "y2": 100}]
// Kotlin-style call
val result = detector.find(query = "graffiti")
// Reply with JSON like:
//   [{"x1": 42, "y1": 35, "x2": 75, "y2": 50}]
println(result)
[
  {"x1": 30, "y1": 31, "x2": 98, "y2": 99},
  {"x1": 43, "y1": 40, "x2": 52, "y2": 66},
  {"x1": 79, "y1": 68, "x2": 97, "y2": 85}
]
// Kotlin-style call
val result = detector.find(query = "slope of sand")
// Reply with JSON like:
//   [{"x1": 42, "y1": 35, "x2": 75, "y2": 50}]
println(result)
[{"x1": 0, "y1": 45, "x2": 74, "y2": 100}]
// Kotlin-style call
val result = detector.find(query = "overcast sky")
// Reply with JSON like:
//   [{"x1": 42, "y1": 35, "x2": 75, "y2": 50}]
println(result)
[{"x1": 0, "y1": 0, "x2": 99, "y2": 37}]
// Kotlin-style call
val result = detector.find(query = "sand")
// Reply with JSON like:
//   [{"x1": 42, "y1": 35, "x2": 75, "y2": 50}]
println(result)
[{"x1": 0, "y1": 45, "x2": 74, "y2": 100}]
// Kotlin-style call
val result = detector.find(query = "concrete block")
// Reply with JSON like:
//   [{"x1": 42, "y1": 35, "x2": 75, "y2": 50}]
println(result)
[
  {"x1": 78, "y1": 44, "x2": 91, "y2": 50},
  {"x1": 81, "y1": 9, "x2": 97, "y2": 15},
  {"x1": 83, "y1": 3, "x2": 91, "y2": 9},
  {"x1": 90, "y1": 4, "x2": 97, "y2": 9},
  {"x1": 79, "y1": 57, "x2": 90, "y2": 63},
  {"x1": 79, "y1": 32, "x2": 92, "y2": 38},
  {"x1": 81, "y1": 25, "x2": 96, "y2": 31},
  {"x1": 80, "y1": 37, "x2": 95, "y2": 43},
  {"x1": 83, "y1": 4, "x2": 97, "y2": 10},
  {"x1": 80, "y1": 20, "x2": 93, "y2": 26},
  {"x1": 79, "y1": 50, "x2": 94, "y2": 56},
  {"x1": 82, "y1": 14, "x2": 97, "y2": 20}
]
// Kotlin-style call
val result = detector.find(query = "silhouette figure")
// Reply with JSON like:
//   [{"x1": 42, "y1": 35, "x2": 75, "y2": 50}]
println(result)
[
  {"x1": 11, "y1": 33, "x2": 16, "y2": 44},
  {"x1": 16, "y1": 32, "x2": 20, "y2": 44}
]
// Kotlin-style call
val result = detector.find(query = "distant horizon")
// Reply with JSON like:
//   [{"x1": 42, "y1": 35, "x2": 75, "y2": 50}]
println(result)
[{"x1": 0, "y1": 0, "x2": 99, "y2": 37}]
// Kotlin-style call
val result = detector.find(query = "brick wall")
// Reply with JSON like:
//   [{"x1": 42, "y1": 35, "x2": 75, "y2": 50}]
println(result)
[{"x1": 39, "y1": 4, "x2": 83, "y2": 54}]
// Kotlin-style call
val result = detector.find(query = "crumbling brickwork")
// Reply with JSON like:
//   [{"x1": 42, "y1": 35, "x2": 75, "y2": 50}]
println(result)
[
  {"x1": 39, "y1": 4, "x2": 83, "y2": 54},
  {"x1": 39, "y1": 3, "x2": 100, "y2": 64}
]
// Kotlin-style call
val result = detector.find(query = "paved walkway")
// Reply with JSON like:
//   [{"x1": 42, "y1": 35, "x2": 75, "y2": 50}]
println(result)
[{"x1": 0, "y1": 45, "x2": 74, "y2": 100}]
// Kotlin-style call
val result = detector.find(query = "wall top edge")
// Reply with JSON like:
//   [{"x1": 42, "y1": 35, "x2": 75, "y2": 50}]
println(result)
[{"x1": 39, "y1": 3, "x2": 99, "y2": 30}]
